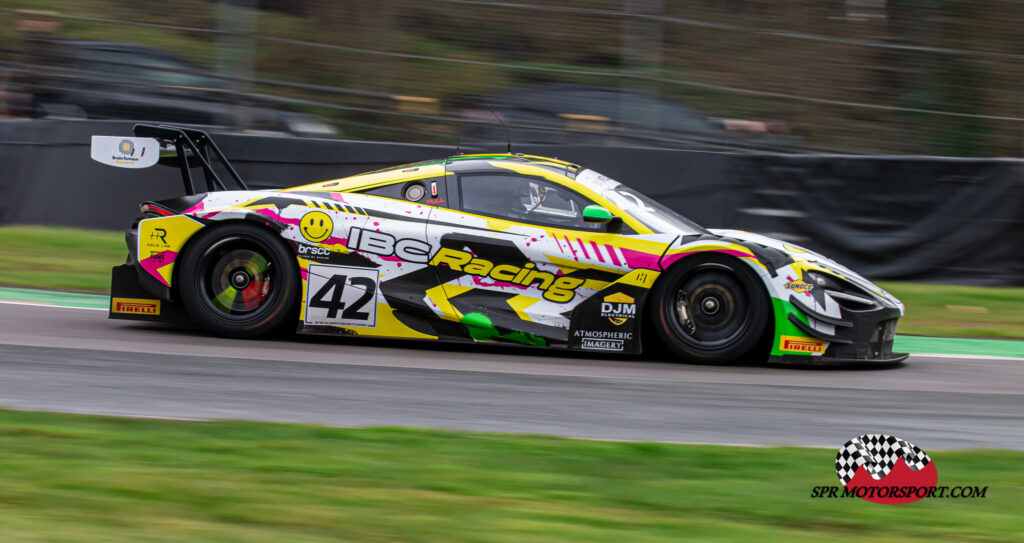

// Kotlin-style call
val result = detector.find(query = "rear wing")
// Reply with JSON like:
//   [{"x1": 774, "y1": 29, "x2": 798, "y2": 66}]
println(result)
[{"x1": 90, "y1": 124, "x2": 249, "y2": 196}]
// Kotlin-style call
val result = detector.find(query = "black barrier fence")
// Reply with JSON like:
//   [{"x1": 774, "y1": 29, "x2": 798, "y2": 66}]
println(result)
[{"x1": 2, "y1": 120, "x2": 1021, "y2": 285}]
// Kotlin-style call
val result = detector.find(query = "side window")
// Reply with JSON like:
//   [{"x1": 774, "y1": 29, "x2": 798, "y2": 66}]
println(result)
[
  {"x1": 361, "y1": 177, "x2": 448, "y2": 206},
  {"x1": 459, "y1": 174, "x2": 602, "y2": 231}
]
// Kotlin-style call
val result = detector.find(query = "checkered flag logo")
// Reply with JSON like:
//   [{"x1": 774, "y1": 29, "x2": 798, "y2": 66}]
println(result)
[{"x1": 835, "y1": 434, "x2": 931, "y2": 486}]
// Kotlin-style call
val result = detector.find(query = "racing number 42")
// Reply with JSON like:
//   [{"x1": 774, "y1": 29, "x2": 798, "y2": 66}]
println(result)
[
  {"x1": 304, "y1": 264, "x2": 379, "y2": 327},
  {"x1": 310, "y1": 274, "x2": 375, "y2": 320}
]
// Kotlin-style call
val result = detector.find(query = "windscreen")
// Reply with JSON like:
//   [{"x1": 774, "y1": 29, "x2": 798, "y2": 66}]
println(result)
[{"x1": 575, "y1": 169, "x2": 706, "y2": 235}]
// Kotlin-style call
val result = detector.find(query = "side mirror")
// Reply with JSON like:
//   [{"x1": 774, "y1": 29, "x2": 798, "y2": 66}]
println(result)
[{"x1": 582, "y1": 205, "x2": 615, "y2": 224}]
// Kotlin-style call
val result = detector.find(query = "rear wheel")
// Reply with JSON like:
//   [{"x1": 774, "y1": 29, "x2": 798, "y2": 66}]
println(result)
[
  {"x1": 178, "y1": 222, "x2": 298, "y2": 338},
  {"x1": 650, "y1": 254, "x2": 768, "y2": 364}
]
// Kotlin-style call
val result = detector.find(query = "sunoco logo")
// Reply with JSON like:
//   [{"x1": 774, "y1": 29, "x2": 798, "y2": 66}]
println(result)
[
  {"x1": 600, "y1": 292, "x2": 636, "y2": 325},
  {"x1": 810, "y1": 434, "x2": 987, "y2": 504},
  {"x1": 784, "y1": 280, "x2": 814, "y2": 293}
]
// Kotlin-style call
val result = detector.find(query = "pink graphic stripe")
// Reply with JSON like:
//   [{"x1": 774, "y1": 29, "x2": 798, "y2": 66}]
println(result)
[
  {"x1": 606, "y1": 244, "x2": 621, "y2": 266},
  {"x1": 619, "y1": 247, "x2": 660, "y2": 270},
  {"x1": 563, "y1": 236, "x2": 578, "y2": 258},
  {"x1": 661, "y1": 249, "x2": 753, "y2": 269},
  {"x1": 471, "y1": 275, "x2": 527, "y2": 291},
  {"x1": 139, "y1": 250, "x2": 178, "y2": 286},
  {"x1": 577, "y1": 238, "x2": 591, "y2": 259}
]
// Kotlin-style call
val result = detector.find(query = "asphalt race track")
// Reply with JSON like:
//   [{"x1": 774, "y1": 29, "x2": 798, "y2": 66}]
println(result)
[{"x1": 1, "y1": 303, "x2": 1022, "y2": 449}]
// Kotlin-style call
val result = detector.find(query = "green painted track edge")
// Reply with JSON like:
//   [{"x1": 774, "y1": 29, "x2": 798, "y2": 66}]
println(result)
[{"x1": 0, "y1": 286, "x2": 108, "y2": 309}]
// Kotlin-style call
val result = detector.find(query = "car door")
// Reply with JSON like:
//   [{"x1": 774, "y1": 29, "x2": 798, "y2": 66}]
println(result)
[
  {"x1": 317, "y1": 177, "x2": 451, "y2": 339},
  {"x1": 424, "y1": 164, "x2": 637, "y2": 347}
]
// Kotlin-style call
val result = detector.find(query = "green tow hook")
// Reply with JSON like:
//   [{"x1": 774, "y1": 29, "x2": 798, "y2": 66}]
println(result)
[
  {"x1": 461, "y1": 312, "x2": 548, "y2": 346},
  {"x1": 461, "y1": 312, "x2": 499, "y2": 341}
]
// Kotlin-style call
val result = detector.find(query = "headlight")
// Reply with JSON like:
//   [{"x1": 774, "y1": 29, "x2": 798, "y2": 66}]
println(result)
[
  {"x1": 806, "y1": 271, "x2": 843, "y2": 291},
  {"x1": 806, "y1": 271, "x2": 881, "y2": 310}
]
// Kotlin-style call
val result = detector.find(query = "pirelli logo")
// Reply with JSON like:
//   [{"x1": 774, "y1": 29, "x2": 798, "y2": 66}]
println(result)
[
  {"x1": 780, "y1": 335, "x2": 826, "y2": 354},
  {"x1": 112, "y1": 297, "x2": 160, "y2": 315}
]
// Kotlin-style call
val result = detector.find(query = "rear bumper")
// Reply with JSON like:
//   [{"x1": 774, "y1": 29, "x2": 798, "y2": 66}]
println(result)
[{"x1": 108, "y1": 264, "x2": 190, "y2": 324}]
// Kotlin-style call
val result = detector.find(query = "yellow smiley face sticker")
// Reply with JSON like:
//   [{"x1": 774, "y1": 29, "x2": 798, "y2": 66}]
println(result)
[{"x1": 300, "y1": 211, "x2": 333, "y2": 243}]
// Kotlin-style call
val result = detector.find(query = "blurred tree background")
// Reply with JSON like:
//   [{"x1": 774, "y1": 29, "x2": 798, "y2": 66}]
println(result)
[{"x1": 3, "y1": 0, "x2": 1024, "y2": 156}]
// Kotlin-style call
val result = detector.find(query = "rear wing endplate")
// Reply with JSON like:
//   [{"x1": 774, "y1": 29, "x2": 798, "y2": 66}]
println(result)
[{"x1": 90, "y1": 124, "x2": 249, "y2": 196}]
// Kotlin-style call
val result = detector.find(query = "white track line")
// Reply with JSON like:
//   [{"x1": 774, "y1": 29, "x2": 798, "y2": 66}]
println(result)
[
  {"x1": 911, "y1": 352, "x2": 1024, "y2": 361},
  {"x1": 0, "y1": 300, "x2": 107, "y2": 311}
]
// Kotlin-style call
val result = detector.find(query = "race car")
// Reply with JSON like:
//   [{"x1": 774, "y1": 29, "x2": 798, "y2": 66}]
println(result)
[{"x1": 92, "y1": 124, "x2": 907, "y2": 365}]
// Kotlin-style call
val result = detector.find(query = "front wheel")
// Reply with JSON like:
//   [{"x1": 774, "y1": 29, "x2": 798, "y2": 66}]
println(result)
[
  {"x1": 650, "y1": 254, "x2": 769, "y2": 364},
  {"x1": 177, "y1": 222, "x2": 298, "y2": 338}
]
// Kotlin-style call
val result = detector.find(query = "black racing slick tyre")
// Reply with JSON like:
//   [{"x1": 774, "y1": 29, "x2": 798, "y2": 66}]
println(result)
[
  {"x1": 178, "y1": 222, "x2": 299, "y2": 338},
  {"x1": 650, "y1": 254, "x2": 769, "y2": 365}
]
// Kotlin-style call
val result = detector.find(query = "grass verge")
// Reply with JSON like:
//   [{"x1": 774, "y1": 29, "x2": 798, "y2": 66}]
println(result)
[
  {"x1": 879, "y1": 282, "x2": 1024, "y2": 340},
  {"x1": 1, "y1": 225, "x2": 1022, "y2": 339},
  {"x1": 0, "y1": 225, "x2": 125, "y2": 292},
  {"x1": 0, "y1": 409, "x2": 1020, "y2": 542}
]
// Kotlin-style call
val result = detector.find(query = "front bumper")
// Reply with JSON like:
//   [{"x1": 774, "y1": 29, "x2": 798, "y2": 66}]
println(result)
[
  {"x1": 772, "y1": 292, "x2": 906, "y2": 366},
  {"x1": 769, "y1": 352, "x2": 909, "y2": 366}
]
